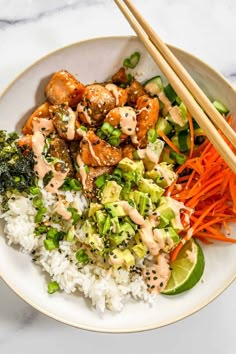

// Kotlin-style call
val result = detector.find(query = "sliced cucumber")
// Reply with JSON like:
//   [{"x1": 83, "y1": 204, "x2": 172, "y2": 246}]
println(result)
[
  {"x1": 164, "y1": 84, "x2": 177, "y2": 103},
  {"x1": 213, "y1": 100, "x2": 229, "y2": 114},
  {"x1": 156, "y1": 118, "x2": 173, "y2": 136},
  {"x1": 144, "y1": 75, "x2": 163, "y2": 96},
  {"x1": 178, "y1": 130, "x2": 190, "y2": 152}
]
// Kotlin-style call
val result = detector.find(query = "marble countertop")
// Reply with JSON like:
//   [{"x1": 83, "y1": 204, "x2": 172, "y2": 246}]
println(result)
[{"x1": 0, "y1": 1, "x2": 235, "y2": 353}]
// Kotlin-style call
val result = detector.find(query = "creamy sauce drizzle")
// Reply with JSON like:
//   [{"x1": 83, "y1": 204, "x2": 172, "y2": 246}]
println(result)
[
  {"x1": 66, "y1": 108, "x2": 76, "y2": 140},
  {"x1": 169, "y1": 105, "x2": 184, "y2": 126},
  {"x1": 32, "y1": 118, "x2": 68, "y2": 194},
  {"x1": 118, "y1": 107, "x2": 138, "y2": 143},
  {"x1": 158, "y1": 91, "x2": 172, "y2": 116},
  {"x1": 105, "y1": 83, "x2": 120, "y2": 106},
  {"x1": 138, "y1": 147, "x2": 160, "y2": 164},
  {"x1": 54, "y1": 200, "x2": 71, "y2": 220},
  {"x1": 77, "y1": 103, "x2": 92, "y2": 125},
  {"x1": 76, "y1": 154, "x2": 87, "y2": 189},
  {"x1": 84, "y1": 136, "x2": 101, "y2": 165},
  {"x1": 143, "y1": 253, "x2": 171, "y2": 293}
]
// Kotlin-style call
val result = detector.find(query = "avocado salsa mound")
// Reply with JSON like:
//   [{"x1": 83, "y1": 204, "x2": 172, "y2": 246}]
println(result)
[{"x1": 1, "y1": 52, "x2": 236, "y2": 312}]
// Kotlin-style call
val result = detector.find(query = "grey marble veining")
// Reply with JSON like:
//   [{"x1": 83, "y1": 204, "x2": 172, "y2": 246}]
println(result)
[
  {"x1": 0, "y1": 1, "x2": 236, "y2": 353},
  {"x1": 0, "y1": 0, "x2": 108, "y2": 28}
]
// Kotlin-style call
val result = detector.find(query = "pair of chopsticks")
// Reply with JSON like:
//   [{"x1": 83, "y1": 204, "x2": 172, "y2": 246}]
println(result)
[{"x1": 114, "y1": 0, "x2": 236, "y2": 173}]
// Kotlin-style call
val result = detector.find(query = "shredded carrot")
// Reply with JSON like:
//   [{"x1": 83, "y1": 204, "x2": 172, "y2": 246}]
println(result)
[
  {"x1": 157, "y1": 129, "x2": 181, "y2": 153},
  {"x1": 168, "y1": 128, "x2": 236, "y2": 262},
  {"x1": 187, "y1": 112, "x2": 194, "y2": 158}
]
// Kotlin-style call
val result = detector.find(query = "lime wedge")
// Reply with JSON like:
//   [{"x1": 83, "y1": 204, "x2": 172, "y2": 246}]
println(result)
[{"x1": 162, "y1": 239, "x2": 205, "y2": 295}]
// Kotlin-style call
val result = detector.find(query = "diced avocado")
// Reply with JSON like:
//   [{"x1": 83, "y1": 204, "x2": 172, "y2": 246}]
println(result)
[
  {"x1": 138, "y1": 178, "x2": 164, "y2": 204},
  {"x1": 122, "y1": 249, "x2": 135, "y2": 268},
  {"x1": 111, "y1": 217, "x2": 121, "y2": 234},
  {"x1": 118, "y1": 157, "x2": 140, "y2": 173},
  {"x1": 123, "y1": 216, "x2": 137, "y2": 231},
  {"x1": 132, "y1": 242, "x2": 147, "y2": 258},
  {"x1": 158, "y1": 214, "x2": 170, "y2": 228},
  {"x1": 145, "y1": 162, "x2": 177, "y2": 188},
  {"x1": 119, "y1": 222, "x2": 135, "y2": 237},
  {"x1": 156, "y1": 204, "x2": 175, "y2": 220},
  {"x1": 82, "y1": 220, "x2": 96, "y2": 237},
  {"x1": 133, "y1": 190, "x2": 151, "y2": 216},
  {"x1": 109, "y1": 249, "x2": 124, "y2": 267},
  {"x1": 101, "y1": 181, "x2": 122, "y2": 204},
  {"x1": 158, "y1": 196, "x2": 184, "y2": 231},
  {"x1": 82, "y1": 221, "x2": 104, "y2": 251},
  {"x1": 110, "y1": 222, "x2": 135, "y2": 246},
  {"x1": 118, "y1": 158, "x2": 144, "y2": 183},
  {"x1": 153, "y1": 227, "x2": 180, "y2": 252},
  {"x1": 87, "y1": 233, "x2": 104, "y2": 251},
  {"x1": 161, "y1": 149, "x2": 175, "y2": 164},
  {"x1": 156, "y1": 117, "x2": 173, "y2": 136},
  {"x1": 105, "y1": 202, "x2": 126, "y2": 217},
  {"x1": 102, "y1": 214, "x2": 111, "y2": 235},
  {"x1": 109, "y1": 233, "x2": 128, "y2": 246},
  {"x1": 96, "y1": 210, "x2": 106, "y2": 234},
  {"x1": 88, "y1": 202, "x2": 103, "y2": 218}
]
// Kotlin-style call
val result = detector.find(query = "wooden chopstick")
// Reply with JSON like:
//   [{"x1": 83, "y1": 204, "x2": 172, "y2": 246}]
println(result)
[
  {"x1": 114, "y1": 0, "x2": 236, "y2": 173},
  {"x1": 122, "y1": 0, "x2": 236, "y2": 148}
]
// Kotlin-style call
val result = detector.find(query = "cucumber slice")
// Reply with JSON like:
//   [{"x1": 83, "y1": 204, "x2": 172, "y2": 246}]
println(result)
[
  {"x1": 178, "y1": 130, "x2": 190, "y2": 152},
  {"x1": 144, "y1": 75, "x2": 163, "y2": 96},
  {"x1": 164, "y1": 84, "x2": 177, "y2": 103},
  {"x1": 213, "y1": 100, "x2": 229, "y2": 114},
  {"x1": 156, "y1": 118, "x2": 173, "y2": 136}
]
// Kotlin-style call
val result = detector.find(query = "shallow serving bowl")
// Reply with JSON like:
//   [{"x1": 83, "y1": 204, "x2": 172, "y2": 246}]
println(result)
[{"x1": 0, "y1": 36, "x2": 235, "y2": 333}]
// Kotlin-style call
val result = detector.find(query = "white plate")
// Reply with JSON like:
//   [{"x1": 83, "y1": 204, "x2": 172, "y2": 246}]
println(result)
[{"x1": 0, "y1": 36, "x2": 235, "y2": 333}]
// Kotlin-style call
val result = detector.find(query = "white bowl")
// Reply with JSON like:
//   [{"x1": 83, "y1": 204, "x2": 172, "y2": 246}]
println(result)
[{"x1": 0, "y1": 36, "x2": 235, "y2": 333}]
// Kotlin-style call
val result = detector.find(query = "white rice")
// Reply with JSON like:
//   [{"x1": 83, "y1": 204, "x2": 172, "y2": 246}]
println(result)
[{"x1": 0, "y1": 188, "x2": 155, "y2": 312}]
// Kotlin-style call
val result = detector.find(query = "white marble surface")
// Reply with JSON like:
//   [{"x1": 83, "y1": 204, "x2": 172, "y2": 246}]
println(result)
[{"x1": 0, "y1": 0, "x2": 235, "y2": 353}]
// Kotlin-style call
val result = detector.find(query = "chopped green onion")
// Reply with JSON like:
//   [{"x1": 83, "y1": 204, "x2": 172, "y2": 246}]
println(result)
[
  {"x1": 76, "y1": 249, "x2": 89, "y2": 264},
  {"x1": 32, "y1": 196, "x2": 43, "y2": 208},
  {"x1": 46, "y1": 228, "x2": 58, "y2": 239},
  {"x1": 126, "y1": 73, "x2": 133, "y2": 85},
  {"x1": 35, "y1": 224, "x2": 48, "y2": 236},
  {"x1": 101, "y1": 122, "x2": 114, "y2": 136},
  {"x1": 44, "y1": 239, "x2": 58, "y2": 251},
  {"x1": 119, "y1": 83, "x2": 126, "y2": 89},
  {"x1": 96, "y1": 128, "x2": 106, "y2": 139},
  {"x1": 108, "y1": 136, "x2": 120, "y2": 146},
  {"x1": 123, "y1": 51, "x2": 141, "y2": 69},
  {"x1": 147, "y1": 128, "x2": 157, "y2": 143},
  {"x1": 113, "y1": 168, "x2": 123, "y2": 178},
  {"x1": 14, "y1": 176, "x2": 21, "y2": 182},
  {"x1": 67, "y1": 207, "x2": 80, "y2": 224},
  {"x1": 132, "y1": 150, "x2": 140, "y2": 160},
  {"x1": 35, "y1": 207, "x2": 47, "y2": 223},
  {"x1": 169, "y1": 150, "x2": 187, "y2": 165},
  {"x1": 111, "y1": 128, "x2": 121, "y2": 138},
  {"x1": 66, "y1": 228, "x2": 75, "y2": 242},
  {"x1": 121, "y1": 181, "x2": 132, "y2": 200},
  {"x1": 213, "y1": 100, "x2": 229, "y2": 114},
  {"x1": 48, "y1": 281, "x2": 60, "y2": 294},
  {"x1": 123, "y1": 171, "x2": 135, "y2": 182},
  {"x1": 29, "y1": 186, "x2": 40, "y2": 195},
  {"x1": 80, "y1": 125, "x2": 87, "y2": 132},
  {"x1": 69, "y1": 178, "x2": 82, "y2": 191},
  {"x1": 95, "y1": 175, "x2": 106, "y2": 188}
]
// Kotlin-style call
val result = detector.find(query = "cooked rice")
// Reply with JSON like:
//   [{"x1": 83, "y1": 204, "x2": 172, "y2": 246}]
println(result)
[{"x1": 0, "y1": 186, "x2": 155, "y2": 312}]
